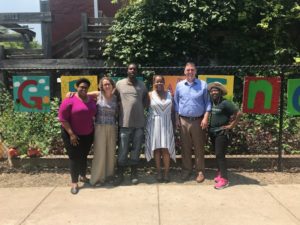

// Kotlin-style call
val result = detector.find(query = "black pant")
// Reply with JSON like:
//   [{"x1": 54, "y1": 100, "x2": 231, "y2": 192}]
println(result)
[
  {"x1": 210, "y1": 134, "x2": 228, "y2": 179},
  {"x1": 61, "y1": 128, "x2": 93, "y2": 183}
]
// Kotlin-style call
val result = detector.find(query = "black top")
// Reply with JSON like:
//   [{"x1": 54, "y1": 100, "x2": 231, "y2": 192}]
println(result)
[{"x1": 210, "y1": 98, "x2": 238, "y2": 128}]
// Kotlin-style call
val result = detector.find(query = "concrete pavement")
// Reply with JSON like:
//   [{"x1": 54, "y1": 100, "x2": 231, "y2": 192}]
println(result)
[{"x1": 1, "y1": 183, "x2": 300, "y2": 225}]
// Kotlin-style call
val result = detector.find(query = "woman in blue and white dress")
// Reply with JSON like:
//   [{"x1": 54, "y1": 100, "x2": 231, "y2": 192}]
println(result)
[{"x1": 145, "y1": 75, "x2": 176, "y2": 182}]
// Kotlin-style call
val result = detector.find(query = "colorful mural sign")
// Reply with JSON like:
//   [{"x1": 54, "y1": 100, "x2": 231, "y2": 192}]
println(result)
[
  {"x1": 60, "y1": 76, "x2": 98, "y2": 99},
  {"x1": 163, "y1": 76, "x2": 185, "y2": 96},
  {"x1": 287, "y1": 79, "x2": 300, "y2": 115},
  {"x1": 242, "y1": 77, "x2": 281, "y2": 114},
  {"x1": 13, "y1": 76, "x2": 50, "y2": 112},
  {"x1": 199, "y1": 75, "x2": 234, "y2": 100}
]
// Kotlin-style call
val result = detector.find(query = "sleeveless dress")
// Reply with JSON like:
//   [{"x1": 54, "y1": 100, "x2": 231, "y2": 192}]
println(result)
[{"x1": 145, "y1": 91, "x2": 176, "y2": 162}]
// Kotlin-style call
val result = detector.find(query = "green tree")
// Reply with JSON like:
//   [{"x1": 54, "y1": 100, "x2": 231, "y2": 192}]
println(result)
[{"x1": 104, "y1": 0, "x2": 300, "y2": 66}]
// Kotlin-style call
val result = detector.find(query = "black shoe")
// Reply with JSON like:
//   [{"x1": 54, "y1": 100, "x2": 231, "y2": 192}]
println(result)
[
  {"x1": 131, "y1": 166, "x2": 139, "y2": 185},
  {"x1": 113, "y1": 174, "x2": 124, "y2": 186},
  {"x1": 156, "y1": 173, "x2": 163, "y2": 182},
  {"x1": 83, "y1": 181, "x2": 93, "y2": 188},
  {"x1": 181, "y1": 171, "x2": 191, "y2": 181},
  {"x1": 131, "y1": 172, "x2": 139, "y2": 185},
  {"x1": 70, "y1": 186, "x2": 79, "y2": 195},
  {"x1": 164, "y1": 174, "x2": 170, "y2": 183},
  {"x1": 131, "y1": 175, "x2": 139, "y2": 185},
  {"x1": 91, "y1": 182, "x2": 104, "y2": 188}
]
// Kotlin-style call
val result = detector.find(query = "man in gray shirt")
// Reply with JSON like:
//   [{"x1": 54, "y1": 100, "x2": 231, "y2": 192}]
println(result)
[{"x1": 114, "y1": 63, "x2": 148, "y2": 185}]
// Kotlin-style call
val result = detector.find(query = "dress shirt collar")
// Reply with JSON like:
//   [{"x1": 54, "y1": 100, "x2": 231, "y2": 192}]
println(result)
[{"x1": 184, "y1": 78, "x2": 198, "y2": 86}]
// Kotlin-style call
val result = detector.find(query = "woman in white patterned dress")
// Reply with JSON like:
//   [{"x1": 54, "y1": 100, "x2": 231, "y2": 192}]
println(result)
[{"x1": 145, "y1": 75, "x2": 176, "y2": 182}]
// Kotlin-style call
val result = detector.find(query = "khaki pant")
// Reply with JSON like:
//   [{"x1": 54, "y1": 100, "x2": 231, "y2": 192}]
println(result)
[
  {"x1": 180, "y1": 117, "x2": 206, "y2": 173},
  {"x1": 90, "y1": 124, "x2": 117, "y2": 185}
]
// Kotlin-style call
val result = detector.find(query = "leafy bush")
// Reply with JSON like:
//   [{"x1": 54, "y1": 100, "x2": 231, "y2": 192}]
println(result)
[
  {"x1": 0, "y1": 87, "x2": 62, "y2": 156},
  {"x1": 227, "y1": 113, "x2": 300, "y2": 154}
]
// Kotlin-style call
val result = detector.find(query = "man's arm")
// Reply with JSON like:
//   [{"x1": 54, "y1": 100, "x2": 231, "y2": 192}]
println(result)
[
  {"x1": 143, "y1": 86, "x2": 150, "y2": 108},
  {"x1": 88, "y1": 91, "x2": 100, "y2": 98},
  {"x1": 200, "y1": 111, "x2": 210, "y2": 130},
  {"x1": 200, "y1": 83, "x2": 211, "y2": 129}
]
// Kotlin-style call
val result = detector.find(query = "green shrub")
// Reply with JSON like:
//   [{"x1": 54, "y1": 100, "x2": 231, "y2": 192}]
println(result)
[
  {"x1": 228, "y1": 113, "x2": 300, "y2": 154},
  {"x1": 0, "y1": 87, "x2": 62, "y2": 156}
]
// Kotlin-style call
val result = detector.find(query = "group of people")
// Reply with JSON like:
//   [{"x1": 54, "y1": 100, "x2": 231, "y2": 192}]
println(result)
[{"x1": 58, "y1": 62, "x2": 242, "y2": 195}]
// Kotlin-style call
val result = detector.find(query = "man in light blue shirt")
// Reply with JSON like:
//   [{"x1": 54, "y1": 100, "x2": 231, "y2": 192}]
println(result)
[{"x1": 174, "y1": 62, "x2": 211, "y2": 182}]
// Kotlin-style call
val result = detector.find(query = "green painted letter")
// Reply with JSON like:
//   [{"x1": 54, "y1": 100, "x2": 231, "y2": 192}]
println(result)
[{"x1": 247, "y1": 80, "x2": 273, "y2": 109}]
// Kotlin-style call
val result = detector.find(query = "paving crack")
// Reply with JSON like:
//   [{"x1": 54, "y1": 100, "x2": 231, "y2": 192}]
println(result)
[
  {"x1": 263, "y1": 186, "x2": 300, "y2": 225},
  {"x1": 18, "y1": 186, "x2": 57, "y2": 225},
  {"x1": 156, "y1": 184, "x2": 161, "y2": 225}
]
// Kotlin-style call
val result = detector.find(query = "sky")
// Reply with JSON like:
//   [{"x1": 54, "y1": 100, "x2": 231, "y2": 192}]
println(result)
[{"x1": 0, "y1": 0, "x2": 42, "y2": 44}]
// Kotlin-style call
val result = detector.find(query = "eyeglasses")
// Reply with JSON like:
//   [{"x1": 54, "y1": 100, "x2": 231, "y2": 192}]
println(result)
[
  {"x1": 103, "y1": 83, "x2": 112, "y2": 86},
  {"x1": 78, "y1": 85, "x2": 88, "y2": 89}
]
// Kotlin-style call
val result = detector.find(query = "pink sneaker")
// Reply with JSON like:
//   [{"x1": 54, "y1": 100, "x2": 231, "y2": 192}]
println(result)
[
  {"x1": 214, "y1": 171, "x2": 221, "y2": 183},
  {"x1": 214, "y1": 178, "x2": 229, "y2": 189}
]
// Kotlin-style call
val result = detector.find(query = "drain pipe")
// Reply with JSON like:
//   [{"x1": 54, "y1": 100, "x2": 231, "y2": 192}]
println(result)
[{"x1": 94, "y1": 0, "x2": 99, "y2": 18}]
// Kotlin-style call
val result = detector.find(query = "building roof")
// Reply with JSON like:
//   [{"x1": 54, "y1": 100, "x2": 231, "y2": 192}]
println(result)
[{"x1": 0, "y1": 59, "x2": 107, "y2": 71}]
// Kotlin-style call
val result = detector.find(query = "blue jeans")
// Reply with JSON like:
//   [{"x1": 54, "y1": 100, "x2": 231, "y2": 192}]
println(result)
[{"x1": 117, "y1": 127, "x2": 144, "y2": 166}]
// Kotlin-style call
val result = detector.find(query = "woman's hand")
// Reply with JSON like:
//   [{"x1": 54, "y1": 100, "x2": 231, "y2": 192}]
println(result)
[
  {"x1": 70, "y1": 134, "x2": 79, "y2": 146},
  {"x1": 222, "y1": 124, "x2": 233, "y2": 130}
]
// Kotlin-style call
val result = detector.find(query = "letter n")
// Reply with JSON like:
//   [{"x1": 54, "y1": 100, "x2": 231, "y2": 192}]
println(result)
[{"x1": 242, "y1": 77, "x2": 281, "y2": 114}]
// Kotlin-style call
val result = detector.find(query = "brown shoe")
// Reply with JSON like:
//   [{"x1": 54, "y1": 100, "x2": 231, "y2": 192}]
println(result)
[{"x1": 196, "y1": 172, "x2": 205, "y2": 183}]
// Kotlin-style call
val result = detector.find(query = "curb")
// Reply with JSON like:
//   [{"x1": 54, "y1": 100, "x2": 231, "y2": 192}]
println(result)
[{"x1": 3, "y1": 155, "x2": 300, "y2": 170}]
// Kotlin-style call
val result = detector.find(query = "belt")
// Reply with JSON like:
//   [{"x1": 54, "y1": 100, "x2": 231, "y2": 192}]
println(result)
[{"x1": 180, "y1": 115, "x2": 203, "y2": 121}]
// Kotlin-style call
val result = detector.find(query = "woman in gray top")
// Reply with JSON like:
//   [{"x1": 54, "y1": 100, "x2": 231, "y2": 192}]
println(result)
[{"x1": 88, "y1": 77, "x2": 118, "y2": 186}]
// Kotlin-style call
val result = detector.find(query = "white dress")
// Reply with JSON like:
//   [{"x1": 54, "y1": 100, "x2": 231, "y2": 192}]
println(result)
[{"x1": 145, "y1": 91, "x2": 176, "y2": 162}]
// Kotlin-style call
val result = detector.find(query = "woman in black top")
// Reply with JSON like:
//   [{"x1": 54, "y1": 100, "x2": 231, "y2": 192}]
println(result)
[{"x1": 208, "y1": 82, "x2": 242, "y2": 189}]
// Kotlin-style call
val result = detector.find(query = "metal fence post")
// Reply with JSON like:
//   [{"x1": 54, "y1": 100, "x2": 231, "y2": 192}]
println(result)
[{"x1": 277, "y1": 73, "x2": 285, "y2": 172}]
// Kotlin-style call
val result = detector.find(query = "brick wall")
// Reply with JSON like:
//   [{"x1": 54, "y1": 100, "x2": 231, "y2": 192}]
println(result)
[
  {"x1": 50, "y1": 0, "x2": 93, "y2": 44},
  {"x1": 99, "y1": 0, "x2": 121, "y2": 17},
  {"x1": 50, "y1": 0, "x2": 121, "y2": 44}
]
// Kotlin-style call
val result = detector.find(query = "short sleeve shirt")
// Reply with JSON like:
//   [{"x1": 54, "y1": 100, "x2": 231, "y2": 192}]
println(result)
[
  {"x1": 210, "y1": 99, "x2": 238, "y2": 128},
  {"x1": 58, "y1": 96, "x2": 96, "y2": 135},
  {"x1": 116, "y1": 78, "x2": 148, "y2": 128}
]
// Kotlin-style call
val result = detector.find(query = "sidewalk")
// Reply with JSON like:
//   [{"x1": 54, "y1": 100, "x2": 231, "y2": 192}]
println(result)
[{"x1": 1, "y1": 183, "x2": 300, "y2": 225}]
